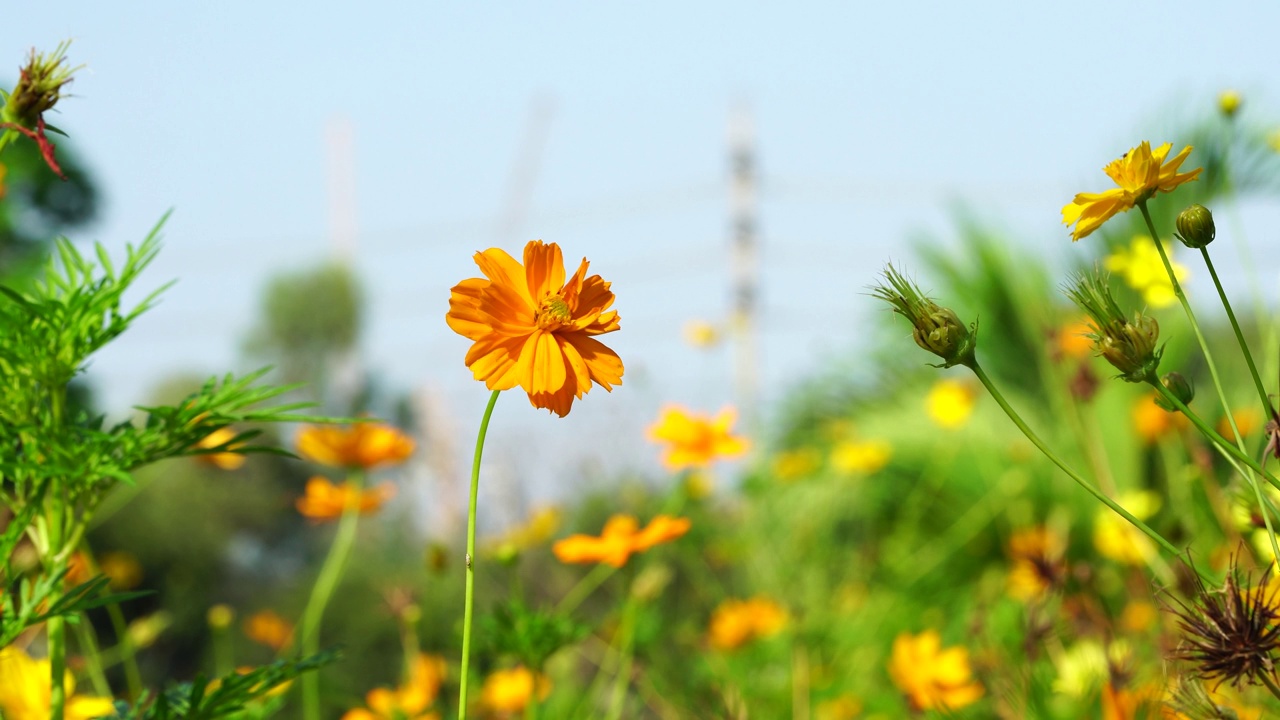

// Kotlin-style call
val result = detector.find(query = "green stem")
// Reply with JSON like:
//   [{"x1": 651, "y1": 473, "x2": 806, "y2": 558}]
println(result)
[
  {"x1": 47, "y1": 388, "x2": 67, "y2": 720},
  {"x1": 555, "y1": 562, "x2": 616, "y2": 616},
  {"x1": 606, "y1": 598, "x2": 638, "y2": 720},
  {"x1": 1261, "y1": 671, "x2": 1280, "y2": 704},
  {"x1": 212, "y1": 622, "x2": 234, "y2": 678},
  {"x1": 107, "y1": 602, "x2": 143, "y2": 701},
  {"x1": 1149, "y1": 381, "x2": 1280, "y2": 492},
  {"x1": 970, "y1": 363, "x2": 1193, "y2": 573},
  {"x1": 457, "y1": 390, "x2": 502, "y2": 720},
  {"x1": 72, "y1": 616, "x2": 111, "y2": 697},
  {"x1": 1197, "y1": 246, "x2": 1273, "y2": 418},
  {"x1": 299, "y1": 471, "x2": 365, "y2": 720},
  {"x1": 0, "y1": 128, "x2": 16, "y2": 156}
]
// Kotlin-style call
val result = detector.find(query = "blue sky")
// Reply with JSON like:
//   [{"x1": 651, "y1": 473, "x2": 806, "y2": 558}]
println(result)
[{"x1": 5, "y1": 2, "x2": 1280, "y2": 513}]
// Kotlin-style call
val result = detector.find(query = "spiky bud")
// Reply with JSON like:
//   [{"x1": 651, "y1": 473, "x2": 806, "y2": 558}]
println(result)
[
  {"x1": 1155, "y1": 372, "x2": 1195, "y2": 411},
  {"x1": 1, "y1": 41, "x2": 80, "y2": 129},
  {"x1": 873, "y1": 265, "x2": 978, "y2": 369},
  {"x1": 1175, "y1": 205, "x2": 1216, "y2": 249},
  {"x1": 1065, "y1": 270, "x2": 1163, "y2": 384}
]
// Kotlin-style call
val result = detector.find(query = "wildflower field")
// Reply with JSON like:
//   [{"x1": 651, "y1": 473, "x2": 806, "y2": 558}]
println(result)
[{"x1": 8, "y1": 32, "x2": 1280, "y2": 720}]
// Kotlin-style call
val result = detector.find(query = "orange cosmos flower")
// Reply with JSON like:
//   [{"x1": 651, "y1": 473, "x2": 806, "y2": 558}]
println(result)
[
  {"x1": 647, "y1": 405, "x2": 749, "y2": 471},
  {"x1": 445, "y1": 240, "x2": 623, "y2": 417},
  {"x1": 552, "y1": 514, "x2": 690, "y2": 568},
  {"x1": 1062, "y1": 141, "x2": 1202, "y2": 241},
  {"x1": 296, "y1": 422, "x2": 414, "y2": 470},
  {"x1": 342, "y1": 653, "x2": 447, "y2": 720},
  {"x1": 888, "y1": 630, "x2": 984, "y2": 712},
  {"x1": 243, "y1": 610, "x2": 294, "y2": 652},
  {"x1": 296, "y1": 476, "x2": 396, "y2": 522},
  {"x1": 478, "y1": 666, "x2": 550, "y2": 716},
  {"x1": 195, "y1": 426, "x2": 247, "y2": 470},
  {"x1": 707, "y1": 597, "x2": 788, "y2": 650}
]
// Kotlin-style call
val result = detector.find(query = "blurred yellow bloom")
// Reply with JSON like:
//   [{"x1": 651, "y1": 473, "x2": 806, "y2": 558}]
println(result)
[
  {"x1": 1006, "y1": 526, "x2": 1066, "y2": 602},
  {"x1": 1269, "y1": 129, "x2": 1280, "y2": 154},
  {"x1": 479, "y1": 666, "x2": 549, "y2": 716},
  {"x1": 296, "y1": 422, "x2": 414, "y2": 470},
  {"x1": 926, "y1": 379, "x2": 976, "y2": 429},
  {"x1": 815, "y1": 694, "x2": 863, "y2": 720},
  {"x1": 1132, "y1": 393, "x2": 1181, "y2": 445},
  {"x1": 494, "y1": 506, "x2": 562, "y2": 551},
  {"x1": 552, "y1": 514, "x2": 690, "y2": 568},
  {"x1": 772, "y1": 447, "x2": 821, "y2": 481},
  {"x1": 99, "y1": 550, "x2": 143, "y2": 590},
  {"x1": 1061, "y1": 141, "x2": 1201, "y2": 241},
  {"x1": 296, "y1": 476, "x2": 396, "y2": 522},
  {"x1": 1119, "y1": 600, "x2": 1158, "y2": 633},
  {"x1": 1104, "y1": 237, "x2": 1187, "y2": 308},
  {"x1": 708, "y1": 596, "x2": 787, "y2": 650},
  {"x1": 647, "y1": 405, "x2": 749, "y2": 471},
  {"x1": 1219, "y1": 89, "x2": 1242, "y2": 118},
  {"x1": 1218, "y1": 407, "x2": 1261, "y2": 439},
  {"x1": 195, "y1": 426, "x2": 247, "y2": 470},
  {"x1": 1055, "y1": 318, "x2": 1096, "y2": 360},
  {"x1": 0, "y1": 646, "x2": 115, "y2": 720},
  {"x1": 1051, "y1": 640, "x2": 1108, "y2": 697},
  {"x1": 342, "y1": 653, "x2": 447, "y2": 720},
  {"x1": 1101, "y1": 682, "x2": 1164, "y2": 720},
  {"x1": 445, "y1": 240, "x2": 623, "y2": 417},
  {"x1": 830, "y1": 439, "x2": 891, "y2": 475},
  {"x1": 1094, "y1": 491, "x2": 1161, "y2": 566},
  {"x1": 207, "y1": 604, "x2": 235, "y2": 630},
  {"x1": 887, "y1": 630, "x2": 983, "y2": 711},
  {"x1": 683, "y1": 470, "x2": 715, "y2": 499},
  {"x1": 683, "y1": 319, "x2": 721, "y2": 349},
  {"x1": 244, "y1": 609, "x2": 294, "y2": 652}
]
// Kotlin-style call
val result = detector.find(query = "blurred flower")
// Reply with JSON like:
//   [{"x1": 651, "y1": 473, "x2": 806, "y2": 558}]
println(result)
[
  {"x1": 1061, "y1": 141, "x2": 1201, "y2": 241},
  {"x1": 1006, "y1": 526, "x2": 1066, "y2": 602},
  {"x1": 296, "y1": 422, "x2": 414, "y2": 470},
  {"x1": 1167, "y1": 561, "x2": 1280, "y2": 690},
  {"x1": 296, "y1": 476, "x2": 396, "y2": 522},
  {"x1": 195, "y1": 426, "x2": 247, "y2": 470},
  {"x1": 683, "y1": 319, "x2": 721, "y2": 349},
  {"x1": 1055, "y1": 318, "x2": 1096, "y2": 360},
  {"x1": 1052, "y1": 640, "x2": 1108, "y2": 697},
  {"x1": 479, "y1": 666, "x2": 550, "y2": 716},
  {"x1": 552, "y1": 514, "x2": 690, "y2": 568},
  {"x1": 1094, "y1": 491, "x2": 1161, "y2": 566},
  {"x1": 647, "y1": 405, "x2": 749, "y2": 471},
  {"x1": 830, "y1": 439, "x2": 892, "y2": 475},
  {"x1": 207, "y1": 604, "x2": 235, "y2": 630},
  {"x1": 342, "y1": 653, "x2": 447, "y2": 720},
  {"x1": 0, "y1": 646, "x2": 115, "y2": 720},
  {"x1": 492, "y1": 506, "x2": 562, "y2": 553},
  {"x1": 244, "y1": 610, "x2": 293, "y2": 652},
  {"x1": 772, "y1": 447, "x2": 821, "y2": 481},
  {"x1": 1219, "y1": 89, "x2": 1243, "y2": 118},
  {"x1": 683, "y1": 470, "x2": 714, "y2": 499},
  {"x1": 926, "y1": 379, "x2": 976, "y2": 429},
  {"x1": 1119, "y1": 600, "x2": 1158, "y2": 633},
  {"x1": 446, "y1": 239, "x2": 623, "y2": 417},
  {"x1": 64, "y1": 551, "x2": 92, "y2": 586},
  {"x1": 707, "y1": 597, "x2": 787, "y2": 651},
  {"x1": 1101, "y1": 682, "x2": 1162, "y2": 720},
  {"x1": 99, "y1": 550, "x2": 143, "y2": 590},
  {"x1": 887, "y1": 630, "x2": 984, "y2": 711},
  {"x1": 127, "y1": 611, "x2": 172, "y2": 649},
  {"x1": 1218, "y1": 407, "x2": 1261, "y2": 439},
  {"x1": 1104, "y1": 237, "x2": 1188, "y2": 309},
  {"x1": 815, "y1": 694, "x2": 863, "y2": 720},
  {"x1": 1132, "y1": 393, "x2": 1182, "y2": 445}
]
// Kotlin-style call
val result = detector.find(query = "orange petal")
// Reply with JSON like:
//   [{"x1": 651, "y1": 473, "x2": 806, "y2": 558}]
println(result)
[{"x1": 523, "y1": 240, "x2": 566, "y2": 302}]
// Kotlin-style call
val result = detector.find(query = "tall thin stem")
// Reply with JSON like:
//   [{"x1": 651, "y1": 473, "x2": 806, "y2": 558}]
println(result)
[
  {"x1": 46, "y1": 385, "x2": 68, "y2": 720},
  {"x1": 970, "y1": 363, "x2": 1195, "y2": 575},
  {"x1": 1197, "y1": 246, "x2": 1272, "y2": 418},
  {"x1": 299, "y1": 471, "x2": 365, "y2": 720},
  {"x1": 457, "y1": 390, "x2": 502, "y2": 720}
]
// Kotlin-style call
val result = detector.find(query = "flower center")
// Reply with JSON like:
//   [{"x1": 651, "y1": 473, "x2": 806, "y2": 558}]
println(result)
[{"x1": 536, "y1": 295, "x2": 572, "y2": 330}]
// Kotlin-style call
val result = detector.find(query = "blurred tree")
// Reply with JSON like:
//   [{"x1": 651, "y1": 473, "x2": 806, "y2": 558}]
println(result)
[{"x1": 0, "y1": 122, "x2": 98, "y2": 276}]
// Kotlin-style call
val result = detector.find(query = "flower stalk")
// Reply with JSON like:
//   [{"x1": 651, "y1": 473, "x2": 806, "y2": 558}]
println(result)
[{"x1": 458, "y1": 389, "x2": 502, "y2": 719}]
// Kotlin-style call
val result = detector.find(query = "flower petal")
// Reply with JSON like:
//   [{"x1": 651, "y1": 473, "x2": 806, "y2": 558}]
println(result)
[{"x1": 523, "y1": 240, "x2": 565, "y2": 302}]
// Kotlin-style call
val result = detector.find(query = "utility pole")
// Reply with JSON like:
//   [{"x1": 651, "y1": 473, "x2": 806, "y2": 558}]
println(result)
[
  {"x1": 324, "y1": 115, "x2": 362, "y2": 413},
  {"x1": 728, "y1": 106, "x2": 760, "y2": 429}
]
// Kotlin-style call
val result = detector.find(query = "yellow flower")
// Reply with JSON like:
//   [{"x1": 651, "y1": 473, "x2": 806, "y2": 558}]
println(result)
[
  {"x1": 771, "y1": 447, "x2": 821, "y2": 481},
  {"x1": 446, "y1": 240, "x2": 623, "y2": 417},
  {"x1": 830, "y1": 439, "x2": 891, "y2": 475},
  {"x1": 926, "y1": 379, "x2": 976, "y2": 429},
  {"x1": 707, "y1": 597, "x2": 788, "y2": 651},
  {"x1": 243, "y1": 609, "x2": 294, "y2": 651},
  {"x1": 207, "y1": 604, "x2": 235, "y2": 630},
  {"x1": 1094, "y1": 491, "x2": 1161, "y2": 566},
  {"x1": 552, "y1": 514, "x2": 690, "y2": 568},
  {"x1": 195, "y1": 426, "x2": 247, "y2": 470},
  {"x1": 683, "y1": 319, "x2": 720, "y2": 349},
  {"x1": 1055, "y1": 318, "x2": 1096, "y2": 360},
  {"x1": 99, "y1": 551, "x2": 143, "y2": 590},
  {"x1": 1062, "y1": 142, "x2": 1202, "y2": 241},
  {"x1": 1219, "y1": 89, "x2": 1242, "y2": 118},
  {"x1": 1052, "y1": 640, "x2": 1108, "y2": 697},
  {"x1": 1006, "y1": 526, "x2": 1066, "y2": 602},
  {"x1": 1218, "y1": 407, "x2": 1261, "y2": 439},
  {"x1": 493, "y1": 506, "x2": 562, "y2": 551},
  {"x1": 1119, "y1": 601, "x2": 1158, "y2": 633},
  {"x1": 0, "y1": 646, "x2": 115, "y2": 720},
  {"x1": 296, "y1": 422, "x2": 414, "y2": 470},
  {"x1": 887, "y1": 630, "x2": 984, "y2": 711},
  {"x1": 296, "y1": 476, "x2": 396, "y2": 522},
  {"x1": 1132, "y1": 392, "x2": 1182, "y2": 445},
  {"x1": 478, "y1": 666, "x2": 550, "y2": 716},
  {"x1": 342, "y1": 653, "x2": 447, "y2": 720},
  {"x1": 1104, "y1": 237, "x2": 1188, "y2": 308},
  {"x1": 647, "y1": 405, "x2": 749, "y2": 471}
]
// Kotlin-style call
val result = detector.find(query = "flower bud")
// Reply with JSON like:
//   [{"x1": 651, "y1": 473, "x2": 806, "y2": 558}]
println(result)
[
  {"x1": 1066, "y1": 271, "x2": 1163, "y2": 384},
  {"x1": 1154, "y1": 372, "x2": 1194, "y2": 411},
  {"x1": 207, "y1": 604, "x2": 235, "y2": 630},
  {"x1": 1218, "y1": 90, "x2": 1243, "y2": 119},
  {"x1": 873, "y1": 265, "x2": 978, "y2": 369},
  {"x1": 1, "y1": 41, "x2": 79, "y2": 129},
  {"x1": 1175, "y1": 205, "x2": 1215, "y2": 249}
]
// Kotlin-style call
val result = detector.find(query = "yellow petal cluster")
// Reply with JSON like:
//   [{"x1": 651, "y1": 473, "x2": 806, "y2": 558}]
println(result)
[
  {"x1": 647, "y1": 405, "x2": 749, "y2": 471},
  {"x1": 707, "y1": 596, "x2": 788, "y2": 651},
  {"x1": 446, "y1": 240, "x2": 623, "y2": 417},
  {"x1": 296, "y1": 422, "x2": 414, "y2": 470},
  {"x1": 243, "y1": 609, "x2": 294, "y2": 652},
  {"x1": 296, "y1": 476, "x2": 396, "y2": 522},
  {"x1": 887, "y1": 630, "x2": 984, "y2": 711},
  {"x1": 1093, "y1": 491, "x2": 1161, "y2": 566},
  {"x1": 1062, "y1": 142, "x2": 1202, "y2": 241},
  {"x1": 1006, "y1": 526, "x2": 1065, "y2": 602},
  {"x1": 342, "y1": 654, "x2": 447, "y2": 720},
  {"x1": 1104, "y1": 237, "x2": 1188, "y2": 309},
  {"x1": 479, "y1": 666, "x2": 550, "y2": 715},
  {"x1": 552, "y1": 514, "x2": 690, "y2": 568},
  {"x1": 195, "y1": 426, "x2": 247, "y2": 470},
  {"x1": 0, "y1": 646, "x2": 115, "y2": 720},
  {"x1": 926, "y1": 379, "x2": 976, "y2": 429}
]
